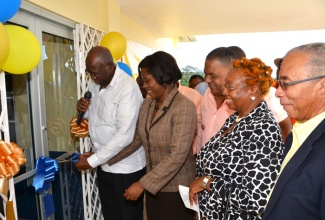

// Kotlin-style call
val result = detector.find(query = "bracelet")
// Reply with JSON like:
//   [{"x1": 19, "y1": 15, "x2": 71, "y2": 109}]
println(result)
[{"x1": 202, "y1": 176, "x2": 212, "y2": 190}]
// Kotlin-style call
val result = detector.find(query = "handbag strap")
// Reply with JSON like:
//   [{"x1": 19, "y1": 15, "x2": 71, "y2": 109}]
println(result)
[
  {"x1": 223, "y1": 184, "x2": 235, "y2": 219},
  {"x1": 220, "y1": 184, "x2": 256, "y2": 220}
]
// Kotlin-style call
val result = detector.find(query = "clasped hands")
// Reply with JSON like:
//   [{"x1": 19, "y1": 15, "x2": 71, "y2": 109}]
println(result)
[{"x1": 124, "y1": 181, "x2": 145, "y2": 201}]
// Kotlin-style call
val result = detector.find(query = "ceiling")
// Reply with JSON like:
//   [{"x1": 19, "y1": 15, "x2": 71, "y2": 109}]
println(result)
[{"x1": 115, "y1": 0, "x2": 325, "y2": 39}]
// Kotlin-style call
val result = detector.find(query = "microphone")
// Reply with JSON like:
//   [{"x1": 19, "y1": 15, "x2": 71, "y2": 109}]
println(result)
[{"x1": 76, "y1": 91, "x2": 92, "y2": 125}]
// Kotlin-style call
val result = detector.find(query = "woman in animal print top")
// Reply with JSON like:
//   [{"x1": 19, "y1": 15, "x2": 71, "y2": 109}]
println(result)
[{"x1": 189, "y1": 57, "x2": 284, "y2": 220}]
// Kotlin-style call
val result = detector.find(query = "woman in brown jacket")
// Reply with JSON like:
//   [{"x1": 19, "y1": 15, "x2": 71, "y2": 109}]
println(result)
[{"x1": 108, "y1": 51, "x2": 197, "y2": 220}]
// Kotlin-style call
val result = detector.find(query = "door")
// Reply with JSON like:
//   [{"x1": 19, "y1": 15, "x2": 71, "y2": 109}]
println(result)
[{"x1": 2, "y1": 2, "x2": 83, "y2": 219}]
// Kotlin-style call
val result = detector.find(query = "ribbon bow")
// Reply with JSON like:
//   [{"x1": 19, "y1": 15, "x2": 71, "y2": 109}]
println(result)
[
  {"x1": 32, "y1": 156, "x2": 59, "y2": 193},
  {"x1": 70, "y1": 116, "x2": 89, "y2": 138},
  {"x1": 0, "y1": 140, "x2": 26, "y2": 220},
  {"x1": 0, "y1": 140, "x2": 26, "y2": 195},
  {"x1": 32, "y1": 156, "x2": 59, "y2": 218}
]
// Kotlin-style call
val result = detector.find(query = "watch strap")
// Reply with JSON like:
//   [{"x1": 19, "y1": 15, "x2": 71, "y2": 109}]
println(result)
[{"x1": 202, "y1": 176, "x2": 212, "y2": 190}]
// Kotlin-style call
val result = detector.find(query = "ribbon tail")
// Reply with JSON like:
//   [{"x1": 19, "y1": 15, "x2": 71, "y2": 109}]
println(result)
[
  {"x1": 43, "y1": 192, "x2": 55, "y2": 218},
  {"x1": 6, "y1": 200, "x2": 15, "y2": 220},
  {"x1": 0, "y1": 178, "x2": 9, "y2": 197},
  {"x1": 32, "y1": 172, "x2": 45, "y2": 193}
]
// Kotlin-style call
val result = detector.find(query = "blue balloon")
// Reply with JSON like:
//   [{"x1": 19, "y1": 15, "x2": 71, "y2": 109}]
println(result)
[
  {"x1": 0, "y1": 0, "x2": 22, "y2": 23},
  {"x1": 117, "y1": 61, "x2": 132, "y2": 77}
]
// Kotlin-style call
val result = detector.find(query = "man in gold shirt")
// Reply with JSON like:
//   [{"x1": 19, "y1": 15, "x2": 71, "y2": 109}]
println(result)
[{"x1": 263, "y1": 43, "x2": 325, "y2": 220}]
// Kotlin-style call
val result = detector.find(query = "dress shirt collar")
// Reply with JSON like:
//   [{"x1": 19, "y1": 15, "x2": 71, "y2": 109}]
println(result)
[{"x1": 293, "y1": 111, "x2": 325, "y2": 146}]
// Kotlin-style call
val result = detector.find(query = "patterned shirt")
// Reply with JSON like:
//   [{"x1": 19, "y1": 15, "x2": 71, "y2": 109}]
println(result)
[{"x1": 197, "y1": 101, "x2": 284, "y2": 220}]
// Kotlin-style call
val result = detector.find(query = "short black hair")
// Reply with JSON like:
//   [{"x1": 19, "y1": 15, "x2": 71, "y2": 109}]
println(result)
[
  {"x1": 228, "y1": 46, "x2": 246, "y2": 59},
  {"x1": 206, "y1": 47, "x2": 237, "y2": 65},
  {"x1": 189, "y1": 74, "x2": 204, "y2": 82},
  {"x1": 138, "y1": 51, "x2": 182, "y2": 85}
]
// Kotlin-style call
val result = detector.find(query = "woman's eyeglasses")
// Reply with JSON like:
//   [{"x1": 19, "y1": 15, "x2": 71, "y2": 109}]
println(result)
[
  {"x1": 277, "y1": 75, "x2": 325, "y2": 90},
  {"x1": 224, "y1": 84, "x2": 247, "y2": 92}
]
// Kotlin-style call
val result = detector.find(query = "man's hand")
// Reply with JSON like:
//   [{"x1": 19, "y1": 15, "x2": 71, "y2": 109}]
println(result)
[
  {"x1": 124, "y1": 181, "x2": 145, "y2": 201},
  {"x1": 75, "y1": 152, "x2": 93, "y2": 170},
  {"x1": 77, "y1": 97, "x2": 91, "y2": 113},
  {"x1": 82, "y1": 151, "x2": 94, "y2": 157}
]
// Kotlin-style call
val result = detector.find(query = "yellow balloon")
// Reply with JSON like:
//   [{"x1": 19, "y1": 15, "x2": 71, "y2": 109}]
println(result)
[
  {"x1": 0, "y1": 23, "x2": 9, "y2": 69},
  {"x1": 2, "y1": 25, "x2": 41, "y2": 74},
  {"x1": 100, "y1": 32, "x2": 127, "y2": 61}
]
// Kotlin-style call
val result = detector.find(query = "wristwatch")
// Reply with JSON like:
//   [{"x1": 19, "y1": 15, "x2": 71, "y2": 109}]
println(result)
[{"x1": 202, "y1": 176, "x2": 212, "y2": 190}]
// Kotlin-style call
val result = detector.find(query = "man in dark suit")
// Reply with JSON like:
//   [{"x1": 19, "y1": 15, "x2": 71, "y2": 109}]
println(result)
[{"x1": 262, "y1": 42, "x2": 325, "y2": 220}]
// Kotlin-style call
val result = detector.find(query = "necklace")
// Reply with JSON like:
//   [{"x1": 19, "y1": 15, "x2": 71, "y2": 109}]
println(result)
[
  {"x1": 154, "y1": 99, "x2": 159, "y2": 111},
  {"x1": 235, "y1": 115, "x2": 243, "y2": 122}
]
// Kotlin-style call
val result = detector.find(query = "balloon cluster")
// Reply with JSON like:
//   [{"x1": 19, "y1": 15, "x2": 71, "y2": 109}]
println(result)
[
  {"x1": 100, "y1": 31, "x2": 133, "y2": 77},
  {"x1": 0, "y1": 2, "x2": 132, "y2": 76},
  {"x1": 0, "y1": 0, "x2": 42, "y2": 74}
]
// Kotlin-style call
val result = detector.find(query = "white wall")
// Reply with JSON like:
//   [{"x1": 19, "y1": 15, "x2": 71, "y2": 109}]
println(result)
[{"x1": 25, "y1": 0, "x2": 175, "y2": 50}]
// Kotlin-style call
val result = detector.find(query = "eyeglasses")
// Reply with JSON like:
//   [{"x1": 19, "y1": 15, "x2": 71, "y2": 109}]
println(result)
[
  {"x1": 277, "y1": 75, "x2": 325, "y2": 90},
  {"x1": 224, "y1": 84, "x2": 246, "y2": 92},
  {"x1": 224, "y1": 86, "x2": 236, "y2": 92},
  {"x1": 86, "y1": 69, "x2": 104, "y2": 78}
]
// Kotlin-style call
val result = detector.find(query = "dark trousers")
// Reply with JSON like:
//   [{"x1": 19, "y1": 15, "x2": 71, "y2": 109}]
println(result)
[
  {"x1": 97, "y1": 166, "x2": 146, "y2": 220},
  {"x1": 146, "y1": 191, "x2": 195, "y2": 220}
]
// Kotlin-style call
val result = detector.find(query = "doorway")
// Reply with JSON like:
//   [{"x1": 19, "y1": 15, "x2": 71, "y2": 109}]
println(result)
[{"x1": 2, "y1": 2, "x2": 83, "y2": 219}]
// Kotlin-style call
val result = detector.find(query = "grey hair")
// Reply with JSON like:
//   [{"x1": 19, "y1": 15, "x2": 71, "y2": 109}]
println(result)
[
  {"x1": 99, "y1": 47, "x2": 114, "y2": 64},
  {"x1": 87, "y1": 46, "x2": 114, "y2": 64},
  {"x1": 286, "y1": 43, "x2": 325, "y2": 77}
]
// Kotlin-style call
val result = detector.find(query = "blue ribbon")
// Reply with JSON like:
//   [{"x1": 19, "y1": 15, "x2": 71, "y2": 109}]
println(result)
[
  {"x1": 32, "y1": 156, "x2": 59, "y2": 192},
  {"x1": 32, "y1": 156, "x2": 59, "y2": 218},
  {"x1": 72, "y1": 151, "x2": 80, "y2": 163},
  {"x1": 43, "y1": 192, "x2": 55, "y2": 218}
]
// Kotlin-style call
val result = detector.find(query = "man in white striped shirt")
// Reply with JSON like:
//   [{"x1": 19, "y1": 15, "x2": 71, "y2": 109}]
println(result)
[{"x1": 76, "y1": 46, "x2": 146, "y2": 220}]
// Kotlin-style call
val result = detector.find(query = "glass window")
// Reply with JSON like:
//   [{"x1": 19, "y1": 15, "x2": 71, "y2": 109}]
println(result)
[{"x1": 42, "y1": 33, "x2": 77, "y2": 154}]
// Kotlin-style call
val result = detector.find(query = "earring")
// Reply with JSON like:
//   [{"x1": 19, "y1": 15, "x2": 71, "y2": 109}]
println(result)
[{"x1": 250, "y1": 96, "x2": 256, "y2": 101}]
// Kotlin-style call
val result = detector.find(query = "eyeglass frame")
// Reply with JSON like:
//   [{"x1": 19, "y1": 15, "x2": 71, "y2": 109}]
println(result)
[
  {"x1": 277, "y1": 75, "x2": 325, "y2": 90},
  {"x1": 223, "y1": 84, "x2": 247, "y2": 92},
  {"x1": 86, "y1": 68, "x2": 104, "y2": 78}
]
